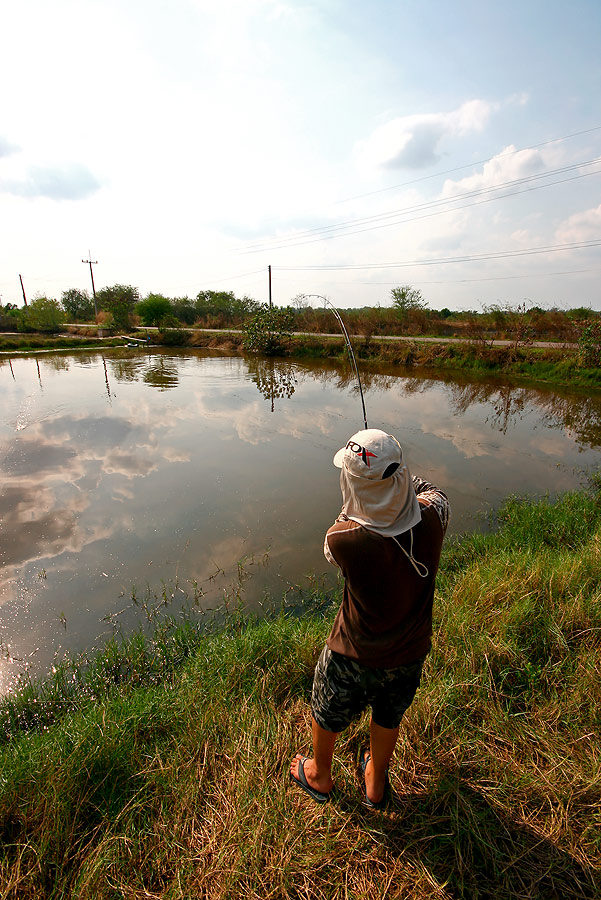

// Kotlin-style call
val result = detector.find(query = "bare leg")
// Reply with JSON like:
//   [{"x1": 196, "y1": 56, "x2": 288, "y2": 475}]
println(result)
[
  {"x1": 290, "y1": 717, "x2": 337, "y2": 794},
  {"x1": 364, "y1": 719, "x2": 399, "y2": 804}
]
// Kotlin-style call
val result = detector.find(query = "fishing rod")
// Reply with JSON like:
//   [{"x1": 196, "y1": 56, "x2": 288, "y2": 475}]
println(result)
[{"x1": 302, "y1": 294, "x2": 368, "y2": 430}]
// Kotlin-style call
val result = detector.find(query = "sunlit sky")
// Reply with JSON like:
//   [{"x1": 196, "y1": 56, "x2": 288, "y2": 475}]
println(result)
[{"x1": 1, "y1": 0, "x2": 600, "y2": 311}]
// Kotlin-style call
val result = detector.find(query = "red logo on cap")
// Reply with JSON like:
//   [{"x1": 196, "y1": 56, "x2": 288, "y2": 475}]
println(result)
[{"x1": 346, "y1": 440, "x2": 377, "y2": 467}]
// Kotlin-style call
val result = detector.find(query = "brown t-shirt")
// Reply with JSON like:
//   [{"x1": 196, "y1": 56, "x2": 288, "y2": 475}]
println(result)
[{"x1": 324, "y1": 478, "x2": 450, "y2": 668}]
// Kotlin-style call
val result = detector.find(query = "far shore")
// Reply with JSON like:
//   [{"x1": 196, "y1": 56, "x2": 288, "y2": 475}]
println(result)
[{"x1": 2, "y1": 325, "x2": 599, "y2": 390}]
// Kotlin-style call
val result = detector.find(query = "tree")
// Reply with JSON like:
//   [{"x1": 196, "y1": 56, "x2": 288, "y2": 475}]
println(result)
[
  {"x1": 96, "y1": 284, "x2": 140, "y2": 331},
  {"x1": 195, "y1": 289, "x2": 236, "y2": 315},
  {"x1": 570, "y1": 306, "x2": 595, "y2": 321},
  {"x1": 0, "y1": 303, "x2": 20, "y2": 331},
  {"x1": 291, "y1": 293, "x2": 309, "y2": 310},
  {"x1": 136, "y1": 293, "x2": 173, "y2": 326},
  {"x1": 576, "y1": 319, "x2": 601, "y2": 367},
  {"x1": 483, "y1": 302, "x2": 534, "y2": 349},
  {"x1": 242, "y1": 305, "x2": 294, "y2": 355},
  {"x1": 21, "y1": 296, "x2": 65, "y2": 332},
  {"x1": 390, "y1": 285, "x2": 427, "y2": 316},
  {"x1": 195, "y1": 290, "x2": 259, "y2": 325},
  {"x1": 171, "y1": 296, "x2": 197, "y2": 325},
  {"x1": 60, "y1": 288, "x2": 95, "y2": 322}
]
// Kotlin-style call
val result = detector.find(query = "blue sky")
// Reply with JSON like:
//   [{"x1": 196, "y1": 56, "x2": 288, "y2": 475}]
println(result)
[{"x1": 1, "y1": 0, "x2": 600, "y2": 310}]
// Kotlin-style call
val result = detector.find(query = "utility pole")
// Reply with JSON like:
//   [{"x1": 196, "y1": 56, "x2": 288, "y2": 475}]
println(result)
[
  {"x1": 82, "y1": 252, "x2": 98, "y2": 317},
  {"x1": 268, "y1": 264, "x2": 272, "y2": 308},
  {"x1": 19, "y1": 274, "x2": 28, "y2": 306}
]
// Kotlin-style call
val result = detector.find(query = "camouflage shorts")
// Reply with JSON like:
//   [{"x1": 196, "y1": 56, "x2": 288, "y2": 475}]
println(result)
[{"x1": 311, "y1": 645, "x2": 426, "y2": 732}]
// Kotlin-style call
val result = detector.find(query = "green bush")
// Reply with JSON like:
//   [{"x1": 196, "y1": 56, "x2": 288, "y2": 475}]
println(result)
[
  {"x1": 19, "y1": 296, "x2": 65, "y2": 333},
  {"x1": 577, "y1": 321, "x2": 601, "y2": 367},
  {"x1": 242, "y1": 305, "x2": 294, "y2": 355},
  {"x1": 156, "y1": 328, "x2": 190, "y2": 346},
  {"x1": 136, "y1": 294, "x2": 173, "y2": 326},
  {"x1": 96, "y1": 284, "x2": 140, "y2": 331},
  {"x1": 61, "y1": 288, "x2": 95, "y2": 322}
]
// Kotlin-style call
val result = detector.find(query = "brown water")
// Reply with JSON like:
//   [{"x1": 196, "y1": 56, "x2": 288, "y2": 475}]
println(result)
[{"x1": 1, "y1": 349, "x2": 600, "y2": 692}]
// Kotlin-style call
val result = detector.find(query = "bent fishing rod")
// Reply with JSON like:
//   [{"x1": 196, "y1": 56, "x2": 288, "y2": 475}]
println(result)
[{"x1": 301, "y1": 294, "x2": 369, "y2": 431}]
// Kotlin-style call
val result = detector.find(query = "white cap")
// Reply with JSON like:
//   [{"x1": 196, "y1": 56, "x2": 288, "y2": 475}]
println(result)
[{"x1": 333, "y1": 429, "x2": 403, "y2": 481}]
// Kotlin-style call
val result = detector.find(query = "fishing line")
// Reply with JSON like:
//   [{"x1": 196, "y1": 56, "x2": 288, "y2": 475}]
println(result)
[{"x1": 302, "y1": 293, "x2": 368, "y2": 430}]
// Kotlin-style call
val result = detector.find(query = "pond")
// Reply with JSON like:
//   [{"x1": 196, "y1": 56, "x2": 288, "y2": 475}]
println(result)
[{"x1": 1, "y1": 348, "x2": 600, "y2": 692}]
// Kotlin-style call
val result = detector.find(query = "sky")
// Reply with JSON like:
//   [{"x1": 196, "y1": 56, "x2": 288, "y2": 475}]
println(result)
[{"x1": 1, "y1": 0, "x2": 600, "y2": 312}]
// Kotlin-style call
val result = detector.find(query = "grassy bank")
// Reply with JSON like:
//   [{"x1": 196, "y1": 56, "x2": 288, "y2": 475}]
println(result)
[
  {"x1": 1, "y1": 483, "x2": 600, "y2": 899},
  {"x1": 0, "y1": 333, "x2": 125, "y2": 353},
  {"x1": 283, "y1": 334, "x2": 601, "y2": 390},
  {"x1": 150, "y1": 329, "x2": 601, "y2": 390},
  {"x1": 2, "y1": 328, "x2": 600, "y2": 389}
]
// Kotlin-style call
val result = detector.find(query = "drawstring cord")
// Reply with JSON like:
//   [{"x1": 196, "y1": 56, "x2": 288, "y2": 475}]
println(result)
[{"x1": 392, "y1": 529, "x2": 429, "y2": 578}]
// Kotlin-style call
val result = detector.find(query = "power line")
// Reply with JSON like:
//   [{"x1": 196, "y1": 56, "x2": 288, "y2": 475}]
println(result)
[
  {"x1": 248, "y1": 169, "x2": 601, "y2": 254},
  {"x1": 274, "y1": 268, "x2": 599, "y2": 286},
  {"x1": 194, "y1": 267, "x2": 267, "y2": 288},
  {"x1": 347, "y1": 270, "x2": 599, "y2": 286},
  {"x1": 237, "y1": 160, "x2": 601, "y2": 253},
  {"x1": 336, "y1": 124, "x2": 601, "y2": 204},
  {"x1": 226, "y1": 124, "x2": 601, "y2": 253},
  {"x1": 277, "y1": 239, "x2": 601, "y2": 271},
  {"x1": 392, "y1": 268, "x2": 601, "y2": 284},
  {"x1": 265, "y1": 162, "x2": 597, "y2": 248}
]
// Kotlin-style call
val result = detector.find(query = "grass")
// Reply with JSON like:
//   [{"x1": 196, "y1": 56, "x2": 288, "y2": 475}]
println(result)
[
  {"x1": 0, "y1": 334, "x2": 125, "y2": 353},
  {"x1": 284, "y1": 335, "x2": 601, "y2": 389},
  {"x1": 0, "y1": 482, "x2": 600, "y2": 898},
  {"x1": 183, "y1": 330, "x2": 601, "y2": 390},
  {"x1": 4, "y1": 328, "x2": 601, "y2": 390}
]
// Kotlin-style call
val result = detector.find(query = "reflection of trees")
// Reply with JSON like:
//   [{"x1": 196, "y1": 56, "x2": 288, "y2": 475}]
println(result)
[
  {"x1": 41, "y1": 356, "x2": 70, "y2": 372},
  {"x1": 309, "y1": 364, "x2": 394, "y2": 396},
  {"x1": 537, "y1": 393, "x2": 601, "y2": 450},
  {"x1": 246, "y1": 358, "x2": 297, "y2": 411},
  {"x1": 73, "y1": 353, "x2": 98, "y2": 367},
  {"x1": 142, "y1": 358, "x2": 179, "y2": 391},
  {"x1": 305, "y1": 363, "x2": 601, "y2": 450},
  {"x1": 398, "y1": 377, "x2": 432, "y2": 396},
  {"x1": 442, "y1": 380, "x2": 601, "y2": 448},
  {"x1": 106, "y1": 353, "x2": 179, "y2": 389},
  {"x1": 443, "y1": 382, "x2": 529, "y2": 435},
  {"x1": 108, "y1": 357, "x2": 146, "y2": 383}
]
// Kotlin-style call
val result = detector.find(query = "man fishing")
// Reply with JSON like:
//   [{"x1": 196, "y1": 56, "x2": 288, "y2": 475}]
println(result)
[{"x1": 290, "y1": 428, "x2": 450, "y2": 807}]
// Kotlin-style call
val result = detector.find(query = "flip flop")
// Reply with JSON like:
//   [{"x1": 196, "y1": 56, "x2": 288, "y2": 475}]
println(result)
[
  {"x1": 289, "y1": 756, "x2": 331, "y2": 804},
  {"x1": 360, "y1": 750, "x2": 391, "y2": 810}
]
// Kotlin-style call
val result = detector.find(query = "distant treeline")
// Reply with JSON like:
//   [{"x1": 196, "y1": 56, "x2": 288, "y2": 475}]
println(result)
[{"x1": 1, "y1": 283, "x2": 599, "y2": 344}]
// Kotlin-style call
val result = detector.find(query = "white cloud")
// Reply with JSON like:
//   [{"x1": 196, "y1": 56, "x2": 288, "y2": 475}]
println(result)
[
  {"x1": 0, "y1": 162, "x2": 102, "y2": 201},
  {"x1": 506, "y1": 92, "x2": 529, "y2": 107},
  {"x1": 0, "y1": 136, "x2": 19, "y2": 157},
  {"x1": 356, "y1": 100, "x2": 495, "y2": 171},
  {"x1": 192, "y1": 388, "x2": 340, "y2": 446},
  {"x1": 0, "y1": 1, "x2": 598, "y2": 310},
  {"x1": 555, "y1": 202, "x2": 601, "y2": 244},
  {"x1": 441, "y1": 145, "x2": 545, "y2": 197}
]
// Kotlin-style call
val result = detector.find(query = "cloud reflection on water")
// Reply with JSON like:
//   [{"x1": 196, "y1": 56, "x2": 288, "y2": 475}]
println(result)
[
  {"x1": 0, "y1": 377, "x2": 191, "y2": 597},
  {"x1": 1, "y1": 350, "x2": 600, "y2": 691}
]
